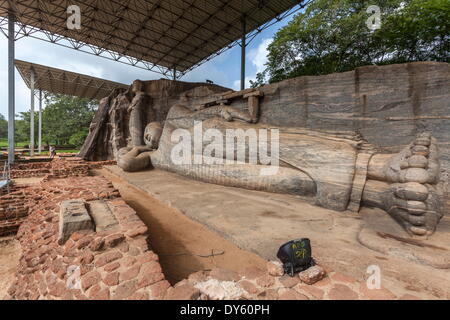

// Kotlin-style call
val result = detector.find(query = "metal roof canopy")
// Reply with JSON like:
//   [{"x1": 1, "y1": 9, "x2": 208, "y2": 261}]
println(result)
[
  {"x1": 0, "y1": 0, "x2": 304, "y2": 78},
  {"x1": 15, "y1": 59, "x2": 128, "y2": 100}
]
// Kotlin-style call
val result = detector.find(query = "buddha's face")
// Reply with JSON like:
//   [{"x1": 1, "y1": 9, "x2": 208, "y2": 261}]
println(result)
[
  {"x1": 144, "y1": 122, "x2": 163, "y2": 149},
  {"x1": 131, "y1": 80, "x2": 144, "y2": 94}
]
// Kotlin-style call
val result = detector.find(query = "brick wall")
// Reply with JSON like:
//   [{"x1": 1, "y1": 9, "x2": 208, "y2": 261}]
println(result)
[
  {"x1": 0, "y1": 184, "x2": 29, "y2": 237},
  {"x1": 0, "y1": 159, "x2": 116, "y2": 237},
  {"x1": 6, "y1": 158, "x2": 116, "y2": 180},
  {"x1": 4, "y1": 176, "x2": 170, "y2": 300}
]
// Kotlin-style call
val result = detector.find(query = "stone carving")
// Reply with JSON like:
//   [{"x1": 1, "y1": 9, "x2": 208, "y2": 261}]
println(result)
[
  {"x1": 79, "y1": 79, "x2": 231, "y2": 161},
  {"x1": 128, "y1": 80, "x2": 154, "y2": 147},
  {"x1": 81, "y1": 63, "x2": 449, "y2": 238},
  {"x1": 117, "y1": 104, "x2": 444, "y2": 237}
]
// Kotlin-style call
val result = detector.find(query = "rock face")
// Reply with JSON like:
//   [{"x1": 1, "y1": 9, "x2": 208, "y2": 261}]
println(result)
[
  {"x1": 255, "y1": 62, "x2": 450, "y2": 171},
  {"x1": 79, "y1": 80, "x2": 230, "y2": 161}
]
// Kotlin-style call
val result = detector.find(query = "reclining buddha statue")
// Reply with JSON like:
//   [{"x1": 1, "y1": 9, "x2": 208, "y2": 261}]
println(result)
[{"x1": 117, "y1": 103, "x2": 444, "y2": 238}]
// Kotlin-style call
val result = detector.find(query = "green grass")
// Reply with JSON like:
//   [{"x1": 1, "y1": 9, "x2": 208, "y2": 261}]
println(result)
[
  {"x1": 21, "y1": 150, "x2": 80, "y2": 156},
  {"x1": 0, "y1": 140, "x2": 79, "y2": 155},
  {"x1": 0, "y1": 139, "x2": 28, "y2": 148}
]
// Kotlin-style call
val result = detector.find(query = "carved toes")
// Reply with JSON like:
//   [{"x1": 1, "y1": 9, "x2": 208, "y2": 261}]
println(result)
[
  {"x1": 387, "y1": 182, "x2": 443, "y2": 237},
  {"x1": 386, "y1": 132, "x2": 440, "y2": 185}
]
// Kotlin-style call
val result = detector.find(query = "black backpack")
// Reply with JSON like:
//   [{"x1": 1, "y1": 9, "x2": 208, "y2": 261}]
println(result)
[{"x1": 277, "y1": 238, "x2": 315, "y2": 277}]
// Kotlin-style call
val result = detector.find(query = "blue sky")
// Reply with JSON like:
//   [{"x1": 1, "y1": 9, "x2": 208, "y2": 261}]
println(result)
[{"x1": 0, "y1": 16, "x2": 293, "y2": 119}]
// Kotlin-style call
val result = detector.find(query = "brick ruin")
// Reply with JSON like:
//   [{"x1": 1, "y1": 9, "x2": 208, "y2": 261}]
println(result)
[
  {"x1": 9, "y1": 158, "x2": 116, "y2": 180},
  {"x1": 0, "y1": 158, "x2": 116, "y2": 237}
]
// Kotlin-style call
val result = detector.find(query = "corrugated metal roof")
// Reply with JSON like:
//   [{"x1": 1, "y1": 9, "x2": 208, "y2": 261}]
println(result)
[
  {"x1": 15, "y1": 59, "x2": 128, "y2": 100},
  {"x1": 1, "y1": 0, "x2": 302, "y2": 75}
]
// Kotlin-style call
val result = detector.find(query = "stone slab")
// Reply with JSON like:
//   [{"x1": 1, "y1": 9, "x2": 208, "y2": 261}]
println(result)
[
  {"x1": 58, "y1": 199, "x2": 94, "y2": 244},
  {"x1": 88, "y1": 200, "x2": 119, "y2": 232}
]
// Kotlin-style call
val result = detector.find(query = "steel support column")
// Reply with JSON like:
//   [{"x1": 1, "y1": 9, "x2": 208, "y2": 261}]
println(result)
[
  {"x1": 38, "y1": 90, "x2": 43, "y2": 154},
  {"x1": 30, "y1": 69, "x2": 35, "y2": 157},
  {"x1": 240, "y1": 16, "x2": 246, "y2": 91},
  {"x1": 7, "y1": 12, "x2": 15, "y2": 165}
]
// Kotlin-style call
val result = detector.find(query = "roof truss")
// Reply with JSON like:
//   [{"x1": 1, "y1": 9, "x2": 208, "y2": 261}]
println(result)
[
  {"x1": 0, "y1": 0, "x2": 306, "y2": 78},
  {"x1": 15, "y1": 59, "x2": 129, "y2": 100}
]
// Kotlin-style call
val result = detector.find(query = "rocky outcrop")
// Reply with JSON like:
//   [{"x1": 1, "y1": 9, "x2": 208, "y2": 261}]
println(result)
[{"x1": 79, "y1": 80, "x2": 230, "y2": 161}]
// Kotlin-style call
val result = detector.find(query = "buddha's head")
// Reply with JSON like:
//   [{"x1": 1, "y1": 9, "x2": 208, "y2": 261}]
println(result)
[
  {"x1": 131, "y1": 80, "x2": 145, "y2": 94},
  {"x1": 144, "y1": 122, "x2": 163, "y2": 149}
]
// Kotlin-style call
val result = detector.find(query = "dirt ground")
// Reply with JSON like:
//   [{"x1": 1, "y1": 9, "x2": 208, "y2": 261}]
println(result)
[
  {"x1": 0, "y1": 237, "x2": 21, "y2": 299},
  {"x1": 97, "y1": 169, "x2": 267, "y2": 285}
]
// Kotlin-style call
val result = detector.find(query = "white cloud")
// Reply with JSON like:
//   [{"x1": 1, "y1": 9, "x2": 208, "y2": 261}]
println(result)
[
  {"x1": 232, "y1": 38, "x2": 273, "y2": 90},
  {"x1": 232, "y1": 77, "x2": 254, "y2": 91},
  {"x1": 248, "y1": 38, "x2": 272, "y2": 73}
]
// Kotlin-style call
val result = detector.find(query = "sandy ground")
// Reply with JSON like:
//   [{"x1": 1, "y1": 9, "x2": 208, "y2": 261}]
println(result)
[
  {"x1": 14, "y1": 177, "x2": 44, "y2": 185},
  {"x1": 97, "y1": 169, "x2": 267, "y2": 285},
  {"x1": 0, "y1": 237, "x2": 21, "y2": 299}
]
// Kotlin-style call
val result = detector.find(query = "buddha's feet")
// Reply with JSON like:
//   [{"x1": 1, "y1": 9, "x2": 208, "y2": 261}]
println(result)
[{"x1": 383, "y1": 133, "x2": 443, "y2": 237}]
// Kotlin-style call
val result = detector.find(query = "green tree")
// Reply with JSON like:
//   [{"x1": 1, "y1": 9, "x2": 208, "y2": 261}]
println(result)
[
  {"x1": 42, "y1": 94, "x2": 97, "y2": 146},
  {"x1": 14, "y1": 94, "x2": 97, "y2": 148},
  {"x1": 254, "y1": 0, "x2": 449, "y2": 86},
  {"x1": 0, "y1": 114, "x2": 8, "y2": 140},
  {"x1": 14, "y1": 112, "x2": 37, "y2": 146},
  {"x1": 69, "y1": 131, "x2": 89, "y2": 148}
]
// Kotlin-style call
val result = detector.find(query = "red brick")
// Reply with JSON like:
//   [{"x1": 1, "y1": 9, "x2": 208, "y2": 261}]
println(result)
[
  {"x1": 78, "y1": 252, "x2": 94, "y2": 265},
  {"x1": 399, "y1": 294, "x2": 422, "y2": 300},
  {"x1": 188, "y1": 271, "x2": 209, "y2": 283},
  {"x1": 149, "y1": 280, "x2": 171, "y2": 300},
  {"x1": 104, "y1": 262, "x2": 120, "y2": 272},
  {"x1": 121, "y1": 265, "x2": 141, "y2": 282},
  {"x1": 238, "y1": 280, "x2": 259, "y2": 294},
  {"x1": 267, "y1": 261, "x2": 284, "y2": 277},
  {"x1": 140, "y1": 261, "x2": 162, "y2": 275},
  {"x1": 81, "y1": 271, "x2": 101, "y2": 291},
  {"x1": 278, "y1": 288, "x2": 309, "y2": 300},
  {"x1": 296, "y1": 285, "x2": 325, "y2": 300},
  {"x1": 164, "y1": 284, "x2": 200, "y2": 300},
  {"x1": 105, "y1": 234, "x2": 125, "y2": 248},
  {"x1": 256, "y1": 275, "x2": 275, "y2": 288},
  {"x1": 89, "y1": 238, "x2": 105, "y2": 252},
  {"x1": 279, "y1": 275, "x2": 300, "y2": 288},
  {"x1": 257, "y1": 289, "x2": 279, "y2": 300},
  {"x1": 298, "y1": 266, "x2": 326, "y2": 285},
  {"x1": 103, "y1": 272, "x2": 120, "y2": 287},
  {"x1": 95, "y1": 251, "x2": 123, "y2": 267},
  {"x1": 240, "y1": 266, "x2": 265, "y2": 280},
  {"x1": 328, "y1": 284, "x2": 359, "y2": 300},
  {"x1": 136, "y1": 251, "x2": 159, "y2": 264},
  {"x1": 76, "y1": 236, "x2": 94, "y2": 250},
  {"x1": 121, "y1": 256, "x2": 137, "y2": 268},
  {"x1": 48, "y1": 281, "x2": 67, "y2": 298},
  {"x1": 360, "y1": 283, "x2": 397, "y2": 300},
  {"x1": 210, "y1": 268, "x2": 240, "y2": 282},
  {"x1": 330, "y1": 272, "x2": 357, "y2": 284},
  {"x1": 125, "y1": 226, "x2": 148, "y2": 238},
  {"x1": 113, "y1": 280, "x2": 137, "y2": 300},
  {"x1": 127, "y1": 291, "x2": 149, "y2": 300},
  {"x1": 90, "y1": 286, "x2": 110, "y2": 300},
  {"x1": 137, "y1": 272, "x2": 165, "y2": 289}
]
